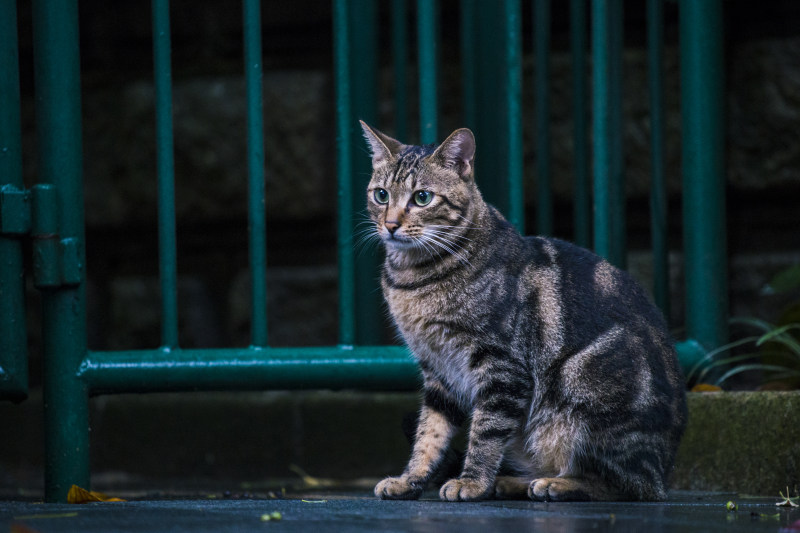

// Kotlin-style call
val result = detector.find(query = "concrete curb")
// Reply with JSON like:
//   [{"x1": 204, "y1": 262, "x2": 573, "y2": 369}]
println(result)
[
  {"x1": 2, "y1": 390, "x2": 798, "y2": 496},
  {"x1": 673, "y1": 391, "x2": 800, "y2": 495}
]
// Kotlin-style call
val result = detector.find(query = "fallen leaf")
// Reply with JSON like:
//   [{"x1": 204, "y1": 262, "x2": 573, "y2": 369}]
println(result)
[
  {"x1": 67, "y1": 485, "x2": 125, "y2": 504},
  {"x1": 691, "y1": 383, "x2": 723, "y2": 392},
  {"x1": 289, "y1": 465, "x2": 324, "y2": 488}
]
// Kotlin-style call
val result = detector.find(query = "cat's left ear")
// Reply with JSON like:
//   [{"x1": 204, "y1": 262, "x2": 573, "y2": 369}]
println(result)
[
  {"x1": 360, "y1": 120, "x2": 405, "y2": 168},
  {"x1": 432, "y1": 128, "x2": 475, "y2": 180}
]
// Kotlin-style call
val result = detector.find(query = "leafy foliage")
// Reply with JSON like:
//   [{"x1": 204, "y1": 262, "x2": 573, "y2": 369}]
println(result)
[{"x1": 687, "y1": 265, "x2": 800, "y2": 390}]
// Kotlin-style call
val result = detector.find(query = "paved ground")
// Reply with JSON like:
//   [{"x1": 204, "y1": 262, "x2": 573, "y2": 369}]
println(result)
[{"x1": 2, "y1": 490, "x2": 800, "y2": 532}]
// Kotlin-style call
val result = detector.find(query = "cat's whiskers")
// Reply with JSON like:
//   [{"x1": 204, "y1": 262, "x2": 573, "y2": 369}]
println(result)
[
  {"x1": 425, "y1": 226, "x2": 474, "y2": 244},
  {"x1": 420, "y1": 231, "x2": 471, "y2": 266},
  {"x1": 411, "y1": 235, "x2": 445, "y2": 263},
  {"x1": 353, "y1": 219, "x2": 383, "y2": 258}
]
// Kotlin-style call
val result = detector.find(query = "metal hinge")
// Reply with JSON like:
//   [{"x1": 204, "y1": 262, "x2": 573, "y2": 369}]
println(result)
[{"x1": 0, "y1": 183, "x2": 83, "y2": 288}]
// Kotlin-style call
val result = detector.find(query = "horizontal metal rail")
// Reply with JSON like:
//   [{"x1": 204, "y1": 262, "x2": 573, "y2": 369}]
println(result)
[{"x1": 79, "y1": 347, "x2": 419, "y2": 394}]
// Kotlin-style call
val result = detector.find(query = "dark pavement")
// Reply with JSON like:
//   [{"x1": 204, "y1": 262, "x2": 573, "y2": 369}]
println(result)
[{"x1": 3, "y1": 491, "x2": 800, "y2": 532}]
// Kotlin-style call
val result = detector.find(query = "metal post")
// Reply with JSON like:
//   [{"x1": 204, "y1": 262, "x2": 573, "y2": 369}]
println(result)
[
  {"x1": 347, "y1": 0, "x2": 383, "y2": 345},
  {"x1": 0, "y1": 0, "x2": 28, "y2": 401},
  {"x1": 153, "y1": 0, "x2": 179, "y2": 349},
  {"x1": 679, "y1": 0, "x2": 728, "y2": 357},
  {"x1": 465, "y1": 0, "x2": 523, "y2": 232},
  {"x1": 334, "y1": 0, "x2": 355, "y2": 346},
  {"x1": 648, "y1": 0, "x2": 670, "y2": 319},
  {"x1": 417, "y1": 0, "x2": 438, "y2": 144},
  {"x1": 592, "y1": 0, "x2": 626, "y2": 268},
  {"x1": 504, "y1": 0, "x2": 524, "y2": 233},
  {"x1": 534, "y1": 0, "x2": 552, "y2": 236},
  {"x1": 243, "y1": 0, "x2": 268, "y2": 347},
  {"x1": 32, "y1": 0, "x2": 90, "y2": 502},
  {"x1": 570, "y1": 0, "x2": 590, "y2": 248},
  {"x1": 460, "y1": 0, "x2": 477, "y2": 130},
  {"x1": 391, "y1": 0, "x2": 409, "y2": 141}
]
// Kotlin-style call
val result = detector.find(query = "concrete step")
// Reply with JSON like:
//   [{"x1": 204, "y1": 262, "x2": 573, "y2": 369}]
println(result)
[{"x1": 2, "y1": 390, "x2": 798, "y2": 497}]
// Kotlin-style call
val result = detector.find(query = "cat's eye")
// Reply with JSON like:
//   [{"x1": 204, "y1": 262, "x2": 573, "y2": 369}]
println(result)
[
  {"x1": 374, "y1": 188, "x2": 389, "y2": 204},
  {"x1": 413, "y1": 190, "x2": 433, "y2": 207}
]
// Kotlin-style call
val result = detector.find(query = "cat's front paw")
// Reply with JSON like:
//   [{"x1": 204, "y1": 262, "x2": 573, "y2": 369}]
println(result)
[
  {"x1": 375, "y1": 476, "x2": 423, "y2": 500},
  {"x1": 439, "y1": 477, "x2": 491, "y2": 502}
]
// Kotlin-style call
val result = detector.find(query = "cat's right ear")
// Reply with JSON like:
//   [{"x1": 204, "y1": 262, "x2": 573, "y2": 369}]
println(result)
[
  {"x1": 360, "y1": 120, "x2": 404, "y2": 168},
  {"x1": 432, "y1": 128, "x2": 475, "y2": 180}
]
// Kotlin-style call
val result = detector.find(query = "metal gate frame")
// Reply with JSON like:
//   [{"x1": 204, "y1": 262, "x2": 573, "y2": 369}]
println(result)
[{"x1": 0, "y1": 0, "x2": 727, "y2": 502}]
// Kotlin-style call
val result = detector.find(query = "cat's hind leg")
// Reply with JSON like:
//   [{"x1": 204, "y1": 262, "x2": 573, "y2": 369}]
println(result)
[
  {"x1": 528, "y1": 476, "x2": 621, "y2": 502},
  {"x1": 493, "y1": 476, "x2": 532, "y2": 499}
]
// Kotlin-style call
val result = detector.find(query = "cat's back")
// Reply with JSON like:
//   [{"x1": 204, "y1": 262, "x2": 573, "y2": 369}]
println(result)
[{"x1": 520, "y1": 234, "x2": 670, "y2": 338}]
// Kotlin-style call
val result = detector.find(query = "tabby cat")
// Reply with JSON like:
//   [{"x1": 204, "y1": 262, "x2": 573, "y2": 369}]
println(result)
[{"x1": 360, "y1": 121, "x2": 687, "y2": 502}]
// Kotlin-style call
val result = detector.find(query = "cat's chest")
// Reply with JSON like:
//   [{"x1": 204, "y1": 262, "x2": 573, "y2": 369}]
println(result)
[{"x1": 384, "y1": 283, "x2": 479, "y2": 403}]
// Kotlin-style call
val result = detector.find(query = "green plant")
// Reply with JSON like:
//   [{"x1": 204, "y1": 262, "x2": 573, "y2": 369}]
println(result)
[
  {"x1": 687, "y1": 265, "x2": 800, "y2": 389},
  {"x1": 687, "y1": 318, "x2": 800, "y2": 388}
]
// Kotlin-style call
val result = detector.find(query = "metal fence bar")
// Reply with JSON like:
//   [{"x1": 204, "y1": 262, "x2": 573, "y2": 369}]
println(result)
[
  {"x1": 460, "y1": 0, "x2": 477, "y2": 129},
  {"x1": 570, "y1": 0, "x2": 590, "y2": 248},
  {"x1": 153, "y1": 0, "x2": 180, "y2": 349},
  {"x1": 243, "y1": 0, "x2": 268, "y2": 347},
  {"x1": 417, "y1": 0, "x2": 438, "y2": 144},
  {"x1": 349, "y1": 0, "x2": 383, "y2": 345},
  {"x1": 679, "y1": 0, "x2": 728, "y2": 357},
  {"x1": 534, "y1": 0, "x2": 552, "y2": 236},
  {"x1": 503, "y1": 0, "x2": 524, "y2": 233},
  {"x1": 333, "y1": 0, "x2": 355, "y2": 346},
  {"x1": 391, "y1": 0, "x2": 409, "y2": 140},
  {"x1": 465, "y1": 1, "x2": 523, "y2": 232},
  {"x1": 647, "y1": 0, "x2": 670, "y2": 319},
  {"x1": 591, "y1": 0, "x2": 626, "y2": 268},
  {"x1": 0, "y1": 0, "x2": 29, "y2": 402},
  {"x1": 31, "y1": 0, "x2": 91, "y2": 502}
]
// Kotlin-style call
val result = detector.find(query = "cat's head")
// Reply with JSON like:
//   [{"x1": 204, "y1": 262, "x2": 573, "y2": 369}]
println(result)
[{"x1": 360, "y1": 121, "x2": 479, "y2": 258}]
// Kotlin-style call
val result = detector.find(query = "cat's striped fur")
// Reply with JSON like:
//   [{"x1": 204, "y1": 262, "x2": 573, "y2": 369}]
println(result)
[{"x1": 361, "y1": 122, "x2": 687, "y2": 502}]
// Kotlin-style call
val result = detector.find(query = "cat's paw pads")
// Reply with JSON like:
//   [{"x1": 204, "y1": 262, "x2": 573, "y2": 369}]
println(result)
[
  {"x1": 375, "y1": 477, "x2": 423, "y2": 500},
  {"x1": 528, "y1": 477, "x2": 590, "y2": 502},
  {"x1": 439, "y1": 478, "x2": 490, "y2": 502}
]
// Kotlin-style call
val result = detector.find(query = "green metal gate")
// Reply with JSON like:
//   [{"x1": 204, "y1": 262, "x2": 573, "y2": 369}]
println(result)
[{"x1": 1, "y1": 0, "x2": 728, "y2": 502}]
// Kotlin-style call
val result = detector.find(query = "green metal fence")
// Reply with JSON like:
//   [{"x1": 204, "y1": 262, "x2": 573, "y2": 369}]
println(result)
[{"x1": 0, "y1": 0, "x2": 727, "y2": 502}]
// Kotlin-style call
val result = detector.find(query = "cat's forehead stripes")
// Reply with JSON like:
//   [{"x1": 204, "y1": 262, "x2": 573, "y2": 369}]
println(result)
[{"x1": 388, "y1": 144, "x2": 435, "y2": 185}]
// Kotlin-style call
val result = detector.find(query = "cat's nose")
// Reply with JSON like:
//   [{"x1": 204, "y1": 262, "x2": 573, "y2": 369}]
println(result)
[{"x1": 385, "y1": 221, "x2": 400, "y2": 235}]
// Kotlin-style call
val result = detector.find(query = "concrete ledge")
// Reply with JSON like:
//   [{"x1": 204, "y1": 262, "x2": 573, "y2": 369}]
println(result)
[
  {"x1": 2, "y1": 390, "x2": 798, "y2": 496},
  {"x1": 673, "y1": 391, "x2": 800, "y2": 495}
]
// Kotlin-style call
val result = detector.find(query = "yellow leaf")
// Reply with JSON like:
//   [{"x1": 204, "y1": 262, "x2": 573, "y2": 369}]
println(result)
[
  {"x1": 67, "y1": 485, "x2": 126, "y2": 504},
  {"x1": 691, "y1": 383, "x2": 722, "y2": 392}
]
